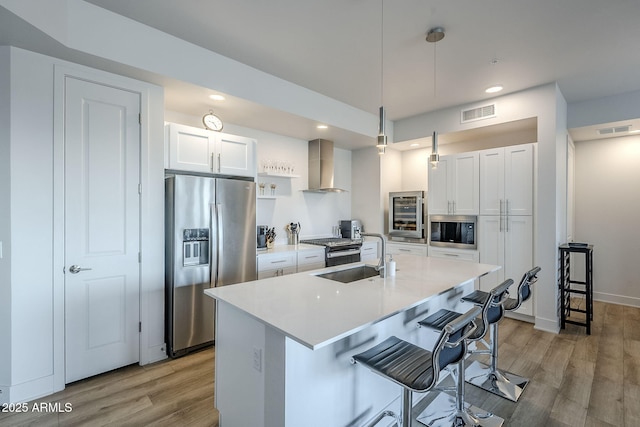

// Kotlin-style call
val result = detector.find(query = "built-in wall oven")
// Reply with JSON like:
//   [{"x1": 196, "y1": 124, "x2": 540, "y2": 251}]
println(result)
[{"x1": 430, "y1": 215, "x2": 477, "y2": 249}]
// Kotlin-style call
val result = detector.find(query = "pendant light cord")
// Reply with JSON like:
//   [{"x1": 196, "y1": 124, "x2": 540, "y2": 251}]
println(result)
[{"x1": 380, "y1": 0, "x2": 384, "y2": 107}]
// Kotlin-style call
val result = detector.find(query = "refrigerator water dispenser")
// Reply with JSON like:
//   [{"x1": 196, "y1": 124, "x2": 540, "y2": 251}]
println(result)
[{"x1": 182, "y1": 228, "x2": 209, "y2": 266}]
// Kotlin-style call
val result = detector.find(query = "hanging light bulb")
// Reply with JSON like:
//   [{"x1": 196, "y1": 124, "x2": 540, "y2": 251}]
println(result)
[
  {"x1": 376, "y1": 0, "x2": 388, "y2": 155},
  {"x1": 426, "y1": 27, "x2": 445, "y2": 168},
  {"x1": 429, "y1": 131, "x2": 440, "y2": 168},
  {"x1": 377, "y1": 106, "x2": 387, "y2": 155}
]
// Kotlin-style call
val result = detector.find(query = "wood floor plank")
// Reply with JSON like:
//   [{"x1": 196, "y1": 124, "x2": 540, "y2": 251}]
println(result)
[{"x1": 586, "y1": 377, "x2": 623, "y2": 426}]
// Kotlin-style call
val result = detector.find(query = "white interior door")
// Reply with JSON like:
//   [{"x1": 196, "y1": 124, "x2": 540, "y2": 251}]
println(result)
[{"x1": 64, "y1": 77, "x2": 141, "y2": 383}]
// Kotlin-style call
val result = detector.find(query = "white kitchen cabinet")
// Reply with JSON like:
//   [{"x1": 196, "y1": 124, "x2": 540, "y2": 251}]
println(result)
[
  {"x1": 296, "y1": 248, "x2": 326, "y2": 272},
  {"x1": 428, "y1": 246, "x2": 479, "y2": 263},
  {"x1": 166, "y1": 123, "x2": 256, "y2": 177},
  {"x1": 257, "y1": 252, "x2": 297, "y2": 279},
  {"x1": 479, "y1": 144, "x2": 533, "y2": 216},
  {"x1": 361, "y1": 241, "x2": 379, "y2": 262},
  {"x1": 387, "y1": 242, "x2": 428, "y2": 257},
  {"x1": 217, "y1": 132, "x2": 257, "y2": 177},
  {"x1": 428, "y1": 152, "x2": 479, "y2": 215},
  {"x1": 478, "y1": 215, "x2": 534, "y2": 316}
]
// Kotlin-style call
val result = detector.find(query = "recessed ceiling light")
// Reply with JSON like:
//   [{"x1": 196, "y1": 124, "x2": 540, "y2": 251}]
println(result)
[
  {"x1": 317, "y1": 125, "x2": 328, "y2": 129},
  {"x1": 410, "y1": 143, "x2": 420, "y2": 147},
  {"x1": 485, "y1": 85, "x2": 503, "y2": 94},
  {"x1": 209, "y1": 94, "x2": 225, "y2": 101}
]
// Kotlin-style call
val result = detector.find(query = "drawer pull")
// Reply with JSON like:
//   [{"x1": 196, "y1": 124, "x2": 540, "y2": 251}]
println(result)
[
  {"x1": 444, "y1": 253, "x2": 459, "y2": 257},
  {"x1": 270, "y1": 260, "x2": 288, "y2": 264}
]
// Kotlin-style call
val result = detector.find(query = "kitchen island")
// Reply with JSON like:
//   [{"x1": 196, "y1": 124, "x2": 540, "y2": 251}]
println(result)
[{"x1": 205, "y1": 254, "x2": 499, "y2": 427}]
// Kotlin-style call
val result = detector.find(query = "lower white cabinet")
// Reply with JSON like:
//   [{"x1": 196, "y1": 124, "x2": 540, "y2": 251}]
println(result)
[
  {"x1": 361, "y1": 241, "x2": 379, "y2": 262},
  {"x1": 257, "y1": 252, "x2": 297, "y2": 279},
  {"x1": 297, "y1": 248, "x2": 326, "y2": 272},
  {"x1": 478, "y1": 215, "x2": 534, "y2": 316},
  {"x1": 386, "y1": 242, "x2": 428, "y2": 257},
  {"x1": 428, "y1": 246, "x2": 479, "y2": 263}
]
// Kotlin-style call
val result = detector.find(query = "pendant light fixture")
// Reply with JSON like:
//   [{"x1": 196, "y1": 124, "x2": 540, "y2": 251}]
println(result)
[
  {"x1": 426, "y1": 27, "x2": 445, "y2": 168},
  {"x1": 376, "y1": 0, "x2": 387, "y2": 155}
]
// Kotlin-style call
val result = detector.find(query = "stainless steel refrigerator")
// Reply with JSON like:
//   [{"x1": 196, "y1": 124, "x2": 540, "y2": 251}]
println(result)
[{"x1": 165, "y1": 174, "x2": 256, "y2": 358}]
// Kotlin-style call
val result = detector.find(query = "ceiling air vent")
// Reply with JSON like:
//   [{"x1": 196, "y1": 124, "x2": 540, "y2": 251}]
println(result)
[
  {"x1": 461, "y1": 104, "x2": 496, "y2": 123},
  {"x1": 597, "y1": 125, "x2": 630, "y2": 135}
]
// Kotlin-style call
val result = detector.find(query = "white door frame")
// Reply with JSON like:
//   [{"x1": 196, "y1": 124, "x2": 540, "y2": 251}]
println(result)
[{"x1": 52, "y1": 63, "x2": 165, "y2": 393}]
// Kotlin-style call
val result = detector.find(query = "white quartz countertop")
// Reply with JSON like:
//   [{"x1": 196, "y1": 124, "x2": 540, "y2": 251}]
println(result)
[{"x1": 205, "y1": 255, "x2": 499, "y2": 350}]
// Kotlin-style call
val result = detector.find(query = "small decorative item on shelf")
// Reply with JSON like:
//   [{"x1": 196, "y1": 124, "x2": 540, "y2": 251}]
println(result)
[
  {"x1": 260, "y1": 159, "x2": 297, "y2": 176},
  {"x1": 258, "y1": 182, "x2": 266, "y2": 196},
  {"x1": 266, "y1": 227, "x2": 276, "y2": 249},
  {"x1": 270, "y1": 183, "x2": 277, "y2": 195}
]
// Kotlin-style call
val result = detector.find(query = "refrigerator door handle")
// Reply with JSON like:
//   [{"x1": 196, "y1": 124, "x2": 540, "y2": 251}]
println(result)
[
  {"x1": 210, "y1": 203, "x2": 219, "y2": 287},
  {"x1": 215, "y1": 203, "x2": 224, "y2": 285}
]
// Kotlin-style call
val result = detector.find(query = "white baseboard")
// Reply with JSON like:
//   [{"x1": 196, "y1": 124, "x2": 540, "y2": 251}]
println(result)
[
  {"x1": 6, "y1": 375, "x2": 55, "y2": 404},
  {"x1": 142, "y1": 343, "x2": 168, "y2": 365},
  {"x1": 534, "y1": 315, "x2": 560, "y2": 334},
  {"x1": 593, "y1": 292, "x2": 640, "y2": 308}
]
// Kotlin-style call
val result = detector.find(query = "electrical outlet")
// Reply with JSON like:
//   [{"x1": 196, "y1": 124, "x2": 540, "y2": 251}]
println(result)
[{"x1": 253, "y1": 347, "x2": 262, "y2": 372}]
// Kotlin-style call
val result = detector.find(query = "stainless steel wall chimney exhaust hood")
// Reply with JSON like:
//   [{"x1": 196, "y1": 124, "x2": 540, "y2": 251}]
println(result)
[{"x1": 304, "y1": 139, "x2": 347, "y2": 193}]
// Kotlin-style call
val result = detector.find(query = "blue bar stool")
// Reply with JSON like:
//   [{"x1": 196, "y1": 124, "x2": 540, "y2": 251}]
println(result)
[
  {"x1": 351, "y1": 306, "x2": 481, "y2": 427},
  {"x1": 415, "y1": 279, "x2": 513, "y2": 427},
  {"x1": 464, "y1": 266, "x2": 541, "y2": 402}
]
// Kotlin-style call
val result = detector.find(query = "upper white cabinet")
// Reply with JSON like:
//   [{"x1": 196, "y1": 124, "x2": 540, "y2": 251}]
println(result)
[
  {"x1": 166, "y1": 123, "x2": 256, "y2": 177},
  {"x1": 479, "y1": 144, "x2": 533, "y2": 216},
  {"x1": 428, "y1": 152, "x2": 479, "y2": 215}
]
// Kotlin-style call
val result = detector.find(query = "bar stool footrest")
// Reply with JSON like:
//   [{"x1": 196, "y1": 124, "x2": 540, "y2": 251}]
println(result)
[
  {"x1": 464, "y1": 360, "x2": 529, "y2": 402},
  {"x1": 416, "y1": 391, "x2": 504, "y2": 427}
]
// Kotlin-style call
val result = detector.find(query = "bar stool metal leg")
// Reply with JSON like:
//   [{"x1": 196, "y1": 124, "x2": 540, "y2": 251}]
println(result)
[
  {"x1": 464, "y1": 323, "x2": 529, "y2": 402},
  {"x1": 416, "y1": 340, "x2": 504, "y2": 427}
]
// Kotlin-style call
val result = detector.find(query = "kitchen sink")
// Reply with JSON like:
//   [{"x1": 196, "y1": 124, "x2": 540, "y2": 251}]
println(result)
[{"x1": 315, "y1": 265, "x2": 380, "y2": 283}]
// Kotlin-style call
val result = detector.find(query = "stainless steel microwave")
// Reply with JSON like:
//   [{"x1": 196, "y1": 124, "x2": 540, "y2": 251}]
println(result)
[{"x1": 429, "y1": 215, "x2": 477, "y2": 249}]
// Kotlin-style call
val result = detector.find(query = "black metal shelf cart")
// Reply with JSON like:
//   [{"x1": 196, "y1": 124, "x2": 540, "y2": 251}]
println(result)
[{"x1": 559, "y1": 243, "x2": 593, "y2": 334}]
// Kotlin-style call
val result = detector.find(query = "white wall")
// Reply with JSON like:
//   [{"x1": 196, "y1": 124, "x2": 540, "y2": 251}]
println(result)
[
  {"x1": 575, "y1": 135, "x2": 640, "y2": 306},
  {"x1": 0, "y1": 46, "x2": 11, "y2": 395},
  {"x1": 352, "y1": 147, "x2": 383, "y2": 233},
  {"x1": 401, "y1": 149, "x2": 428, "y2": 193}
]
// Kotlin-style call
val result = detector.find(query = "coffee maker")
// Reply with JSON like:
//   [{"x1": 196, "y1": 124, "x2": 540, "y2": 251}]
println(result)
[
  {"x1": 340, "y1": 220, "x2": 362, "y2": 240},
  {"x1": 257, "y1": 225, "x2": 268, "y2": 249}
]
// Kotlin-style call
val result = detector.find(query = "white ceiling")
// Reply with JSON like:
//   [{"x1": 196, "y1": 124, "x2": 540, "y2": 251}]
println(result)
[{"x1": 3, "y1": 0, "x2": 640, "y2": 146}]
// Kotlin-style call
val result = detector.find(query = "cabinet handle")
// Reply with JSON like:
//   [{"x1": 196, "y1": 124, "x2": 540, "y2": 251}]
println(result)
[
  {"x1": 217, "y1": 153, "x2": 221, "y2": 173},
  {"x1": 444, "y1": 253, "x2": 459, "y2": 257},
  {"x1": 399, "y1": 248, "x2": 411, "y2": 252},
  {"x1": 271, "y1": 260, "x2": 287, "y2": 264},
  {"x1": 210, "y1": 153, "x2": 215, "y2": 172},
  {"x1": 304, "y1": 255, "x2": 320, "y2": 259}
]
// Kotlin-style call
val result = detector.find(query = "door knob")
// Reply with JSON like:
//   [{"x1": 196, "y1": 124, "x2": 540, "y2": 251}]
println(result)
[{"x1": 69, "y1": 265, "x2": 92, "y2": 274}]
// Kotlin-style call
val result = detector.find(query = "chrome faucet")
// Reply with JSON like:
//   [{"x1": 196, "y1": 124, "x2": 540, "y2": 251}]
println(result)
[{"x1": 361, "y1": 233, "x2": 386, "y2": 278}]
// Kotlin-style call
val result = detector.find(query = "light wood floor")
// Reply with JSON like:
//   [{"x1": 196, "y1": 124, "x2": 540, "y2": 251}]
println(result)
[{"x1": 1, "y1": 300, "x2": 639, "y2": 427}]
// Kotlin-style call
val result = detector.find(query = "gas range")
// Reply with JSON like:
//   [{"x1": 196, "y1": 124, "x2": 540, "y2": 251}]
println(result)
[{"x1": 300, "y1": 237, "x2": 362, "y2": 248}]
